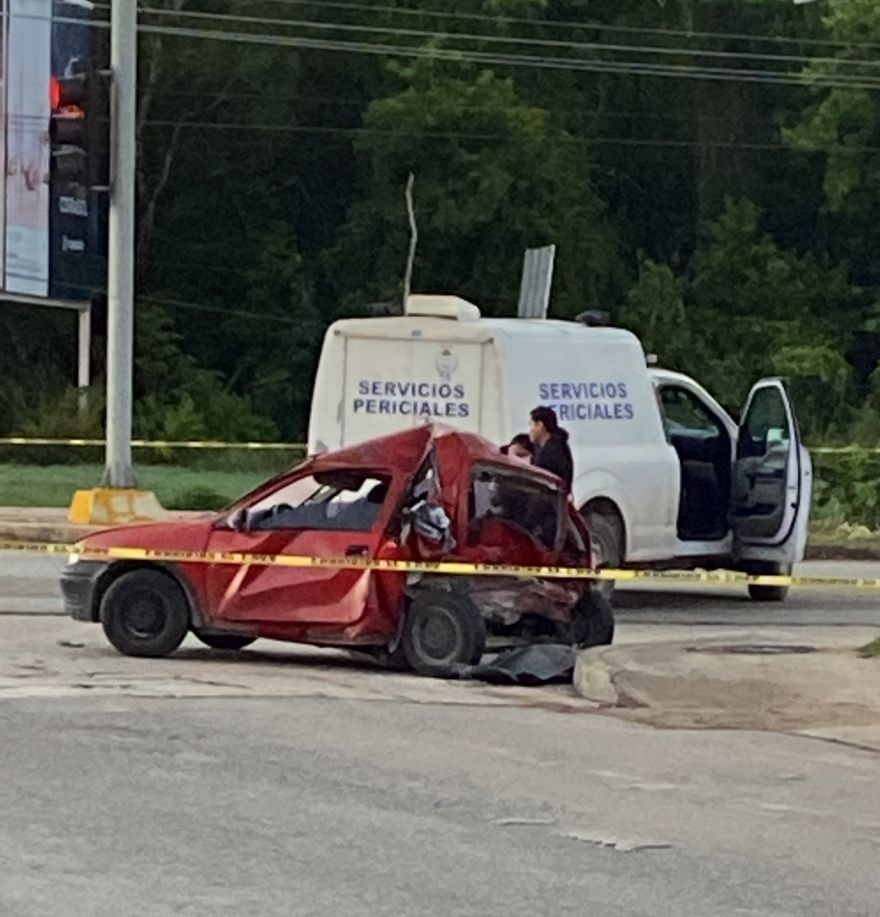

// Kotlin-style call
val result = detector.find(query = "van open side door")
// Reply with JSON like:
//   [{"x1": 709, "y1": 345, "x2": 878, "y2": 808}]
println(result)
[{"x1": 732, "y1": 378, "x2": 812, "y2": 567}]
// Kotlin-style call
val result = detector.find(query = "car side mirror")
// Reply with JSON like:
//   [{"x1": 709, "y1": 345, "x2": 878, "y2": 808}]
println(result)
[{"x1": 227, "y1": 508, "x2": 251, "y2": 533}]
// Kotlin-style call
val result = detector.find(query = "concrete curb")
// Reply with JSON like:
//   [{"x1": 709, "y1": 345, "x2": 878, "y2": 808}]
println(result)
[
  {"x1": 0, "y1": 511, "x2": 207, "y2": 546},
  {"x1": 0, "y1": 522, "x2": 103, "y2": 545},
  {"x1": 805, "y1": 542, "x2": 880, "y2": 562},
  {"x1": 573, "y1": 638, "x2": 880, "y2": 749}
]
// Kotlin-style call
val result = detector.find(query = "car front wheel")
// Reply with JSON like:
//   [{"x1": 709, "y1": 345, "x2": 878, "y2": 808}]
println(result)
[
  {"x1": 572, "y1": 590, "x2": 615, "y2": 648},
  {"x1": 100, "y1": 569, "x2": 190, "y2": 658}
]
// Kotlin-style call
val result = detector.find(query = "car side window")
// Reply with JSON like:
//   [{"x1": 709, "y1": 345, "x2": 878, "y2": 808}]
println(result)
[
  {"x1": 248, "y1": 473, "x2": 389, "y2": 532},
  {"x1": 468, "y1": 465, "x2": 560, "y2": 550},
  {"x1": 659, "y1": 385, "x2": 723, "y2": 438}
]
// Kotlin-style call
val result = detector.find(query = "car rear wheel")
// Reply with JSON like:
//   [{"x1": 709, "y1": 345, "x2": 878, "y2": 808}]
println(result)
[
  {"x1": 100, "y1": 569, "x2": 189, "y2": 658},
  {"x1": 193, "y1": 632, "x2": 256, "y2": 651},
  {"x1": 572, "y1": 590, "x2": 615, "y2": 648},
  {"x1": 585, "y1": 510, "x2": 623, "y2": 603},
  {"x1": 402, "y1": 590, "x2": 486, "y2": 676}
]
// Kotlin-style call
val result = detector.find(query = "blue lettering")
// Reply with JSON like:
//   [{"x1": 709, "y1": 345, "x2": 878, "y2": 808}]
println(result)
[
  {"x1": 459, "y1": 404, "x2": 470, "y2": 418},
  {"x1": 358, "y1": 381, "x2": 369, "y2": 396},
  {"x1": 560, "y1": 383, "x2": 573, "y2": 400},
  {"x1": 399, "y1": 402, "x2": 412, "y2": 415},
  {"x1": 589, "y1": 382, "x2": 601, "y2": 398},
  {"x1": 577, "y1": 403, "x2": 589, "y2": 420},
  {"x1": 619, "y1": 383, "x2": 628, "y2": 398},
  {"x1": 454, "y1": 384, "x2": 465, "y2": 399},
  {"x1": 549, "y1": 383, "x2": 561, "y2": 400},
  {"x1": 353, "y1": 398, "x2": 365, "y2": 412},
  {"x1": 539, "y1": 383, "x2": 550, "y2": 400},
  {"x1": 613, "y1": 403, "x2": 625, "y2": 420},
  {"x1": 379, "y1": 400, "x2": 392, "y2": 415},
  {"x1": 624, "y1": 403, "x2": 635, "y2": 419}
]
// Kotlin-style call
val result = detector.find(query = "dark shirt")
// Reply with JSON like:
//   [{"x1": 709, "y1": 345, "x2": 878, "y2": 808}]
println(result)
[{"x1": 532, "y1": 433, "x2": 574, "y2": 493}]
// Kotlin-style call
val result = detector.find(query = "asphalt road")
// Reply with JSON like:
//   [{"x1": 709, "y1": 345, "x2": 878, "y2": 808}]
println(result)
[
  {"x1": 1, "y1": 553, "x2": 879, "y2": 916},
  {"x1": 2, "y1": 679, "x2": 880, "y2": 916}
]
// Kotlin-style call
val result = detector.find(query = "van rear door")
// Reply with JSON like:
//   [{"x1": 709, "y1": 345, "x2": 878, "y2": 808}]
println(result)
[{"x1": 340, "y1": 335, "x2": 487, "y2": 446}]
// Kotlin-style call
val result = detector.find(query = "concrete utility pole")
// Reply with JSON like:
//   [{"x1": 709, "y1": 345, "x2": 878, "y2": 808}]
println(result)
[{"x1": 102, "y1": 0, "x2": 137, "y2": 487}]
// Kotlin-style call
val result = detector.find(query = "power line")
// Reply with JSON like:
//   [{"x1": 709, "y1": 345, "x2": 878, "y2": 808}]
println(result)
[
  {"x1": 138, "y1": 4, "x2": 880, "y2": 71},
  {"x1": 25, "y1": 13, "x2": 880, "y2": 92},
  {"x1": 133, "y1": 24, "x2": 880, "y2": 93},
  {"x1": 143, "y1": 117, "x2": 876, "y2": 154},
  {"x1": 140, "y1": 295, "x2": 298, "y2": 324},
  {"x1": 224, "y1": 0, "x2": 880, "y2": 54}
]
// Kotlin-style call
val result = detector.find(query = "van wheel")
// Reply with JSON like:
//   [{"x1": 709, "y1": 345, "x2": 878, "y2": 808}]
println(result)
[
  {"x1": 100, "y1": 569, "x2": 189, "y2": 658},
  {"x1": 585, "y1": 510, "x2": 623, "y2": 602},
  {"x1": 572, "y1": 590, "x2": 615, "y2": 648},
  {"x1": 402, "y1": 590, "x2": 486, "y2": 676},
  {"x1": 747, "y1": 563, "x2": 791, "y2": 603}
]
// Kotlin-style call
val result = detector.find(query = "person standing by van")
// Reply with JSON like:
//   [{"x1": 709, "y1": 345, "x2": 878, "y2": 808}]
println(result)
[
  {"x1": 529, "y1": 406, "x2": 574, "y2": 494},
  {"x1": 501, "y1": 434, "x2": 534, "y2": 461}
]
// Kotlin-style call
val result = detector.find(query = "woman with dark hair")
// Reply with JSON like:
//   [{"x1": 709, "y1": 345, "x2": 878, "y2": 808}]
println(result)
[
  {"x1": 529, "y1": 406, "x2": 574, "y2": 493},
  {"x1": 500, "y1": 433, "x2": 534, "y2": 461}
]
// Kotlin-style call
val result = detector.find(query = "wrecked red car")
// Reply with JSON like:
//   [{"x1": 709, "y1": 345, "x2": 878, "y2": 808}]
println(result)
[{"x1": 61, "y1": 426, "x2": 613, "y2": 674}]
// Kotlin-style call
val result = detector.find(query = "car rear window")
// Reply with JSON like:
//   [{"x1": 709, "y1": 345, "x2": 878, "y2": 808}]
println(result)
[{"x1": 468, "y1": 464, "x2": 560, "y2": 550}]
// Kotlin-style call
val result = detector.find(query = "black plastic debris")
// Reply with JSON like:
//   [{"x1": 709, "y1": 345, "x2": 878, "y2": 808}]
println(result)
[{"x1": 437, "y1": 643, "x2": 576, "y2": 685}]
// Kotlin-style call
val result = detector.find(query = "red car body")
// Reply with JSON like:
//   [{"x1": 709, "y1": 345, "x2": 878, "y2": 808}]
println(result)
[{"x1": 61, "y1": 426, "x2": 612, "y2": 671}]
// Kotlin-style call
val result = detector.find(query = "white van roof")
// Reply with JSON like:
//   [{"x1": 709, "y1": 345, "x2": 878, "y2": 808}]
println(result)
[{"x1": 330, "y1": 314, "x2": 640, "y2": 348}]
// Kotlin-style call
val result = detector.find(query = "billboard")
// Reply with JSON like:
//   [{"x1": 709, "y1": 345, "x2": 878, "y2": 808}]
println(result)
[{"x1": 1, "y1": 0, "x2": 105, "y2": 302}]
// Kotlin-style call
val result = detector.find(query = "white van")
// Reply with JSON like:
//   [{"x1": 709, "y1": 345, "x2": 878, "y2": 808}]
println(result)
[{"x1": 309, "y1": 295, "x2": 812, "y2": 601}]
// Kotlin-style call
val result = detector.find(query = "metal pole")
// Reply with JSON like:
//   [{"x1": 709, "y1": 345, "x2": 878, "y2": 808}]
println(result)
[
  {"x1": 102, "y1": 0, "x2": 136, "y2": 487},
  {"x1": 77, "y1": 305, "x2": 91, "y2": 414}
]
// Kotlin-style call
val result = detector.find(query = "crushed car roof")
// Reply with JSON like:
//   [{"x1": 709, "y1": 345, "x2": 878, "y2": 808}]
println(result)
[{"x1": 306, "y1": 424, "x2": 562, "y2": 484}]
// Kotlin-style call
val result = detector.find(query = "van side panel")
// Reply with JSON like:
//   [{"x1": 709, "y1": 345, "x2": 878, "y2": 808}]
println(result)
[
  {"x1": 338, "y1": 335, "x2": 487, "y2": 446},
  {"x1": 499, "y1": 329, "x2": 679, "y2": 560}
]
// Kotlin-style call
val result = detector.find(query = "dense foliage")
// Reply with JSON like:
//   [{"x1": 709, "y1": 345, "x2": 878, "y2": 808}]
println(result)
[{"x1": 3, "y1": 0, "x2": 879, "y2": 456}]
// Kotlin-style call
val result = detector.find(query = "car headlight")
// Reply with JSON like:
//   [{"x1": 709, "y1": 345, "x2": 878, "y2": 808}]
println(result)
[{"x1": 67, "y1": 553, "x2": 81, "y2": 566}]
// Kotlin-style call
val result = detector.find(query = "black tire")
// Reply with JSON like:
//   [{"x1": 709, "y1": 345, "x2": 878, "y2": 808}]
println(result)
[
  {"x1": 572, "y1": 590, "x2": 615, "y2": 648},
  {"x1": 193, "y1": 632, "x2": 255, "y2": 651},
  {"x1": 100, "y1": 569, "x2": 190, "y2": 658},
  {"x1": 402, "y1": 590, "x2": 487, "y2": 675},
  {"x1": 747, "y1": 563, "x2": 791, "y2": 603},
  {"x1": 585, "y1": 510, "x2": 623, "y2": 603}
]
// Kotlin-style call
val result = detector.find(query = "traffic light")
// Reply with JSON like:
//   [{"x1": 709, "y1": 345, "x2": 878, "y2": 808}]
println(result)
[{"x1": 50, "y1": 67, "x2": 111, "y2": 191}]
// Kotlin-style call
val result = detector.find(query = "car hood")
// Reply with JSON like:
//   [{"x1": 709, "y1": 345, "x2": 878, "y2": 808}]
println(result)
[{"x1": 77, "y1": 516, "x2": 216, "y2": 554}]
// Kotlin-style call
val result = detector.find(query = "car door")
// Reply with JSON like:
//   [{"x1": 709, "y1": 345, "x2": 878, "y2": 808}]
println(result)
[
  {"x1": 203, "y1": 471, "x2": 393, "y2": 633},
  {"x1": 732, "y1": 378, "x2": 812, "y2": 564}
]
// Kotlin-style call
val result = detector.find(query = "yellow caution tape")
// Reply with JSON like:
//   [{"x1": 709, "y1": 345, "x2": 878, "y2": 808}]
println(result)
[
  {"x1": 1, "y1": 438, "x2": 878, "y2": 455},
  {"x1": 0, "y1": 437, "x2": 305, "y2": 451},
  {"x1": 2, "y1": 540, "x2": 879, "y2": 589}
]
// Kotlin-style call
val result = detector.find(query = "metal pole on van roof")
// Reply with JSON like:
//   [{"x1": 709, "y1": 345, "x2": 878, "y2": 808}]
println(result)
[{"x1": 518, "y1": 245, "x2": 556, "y2": 319}]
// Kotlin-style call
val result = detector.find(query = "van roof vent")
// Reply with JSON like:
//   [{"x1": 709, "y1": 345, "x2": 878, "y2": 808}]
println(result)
[{"x1": 405, "y1": 294, "x2": 481, "y2": 322}]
